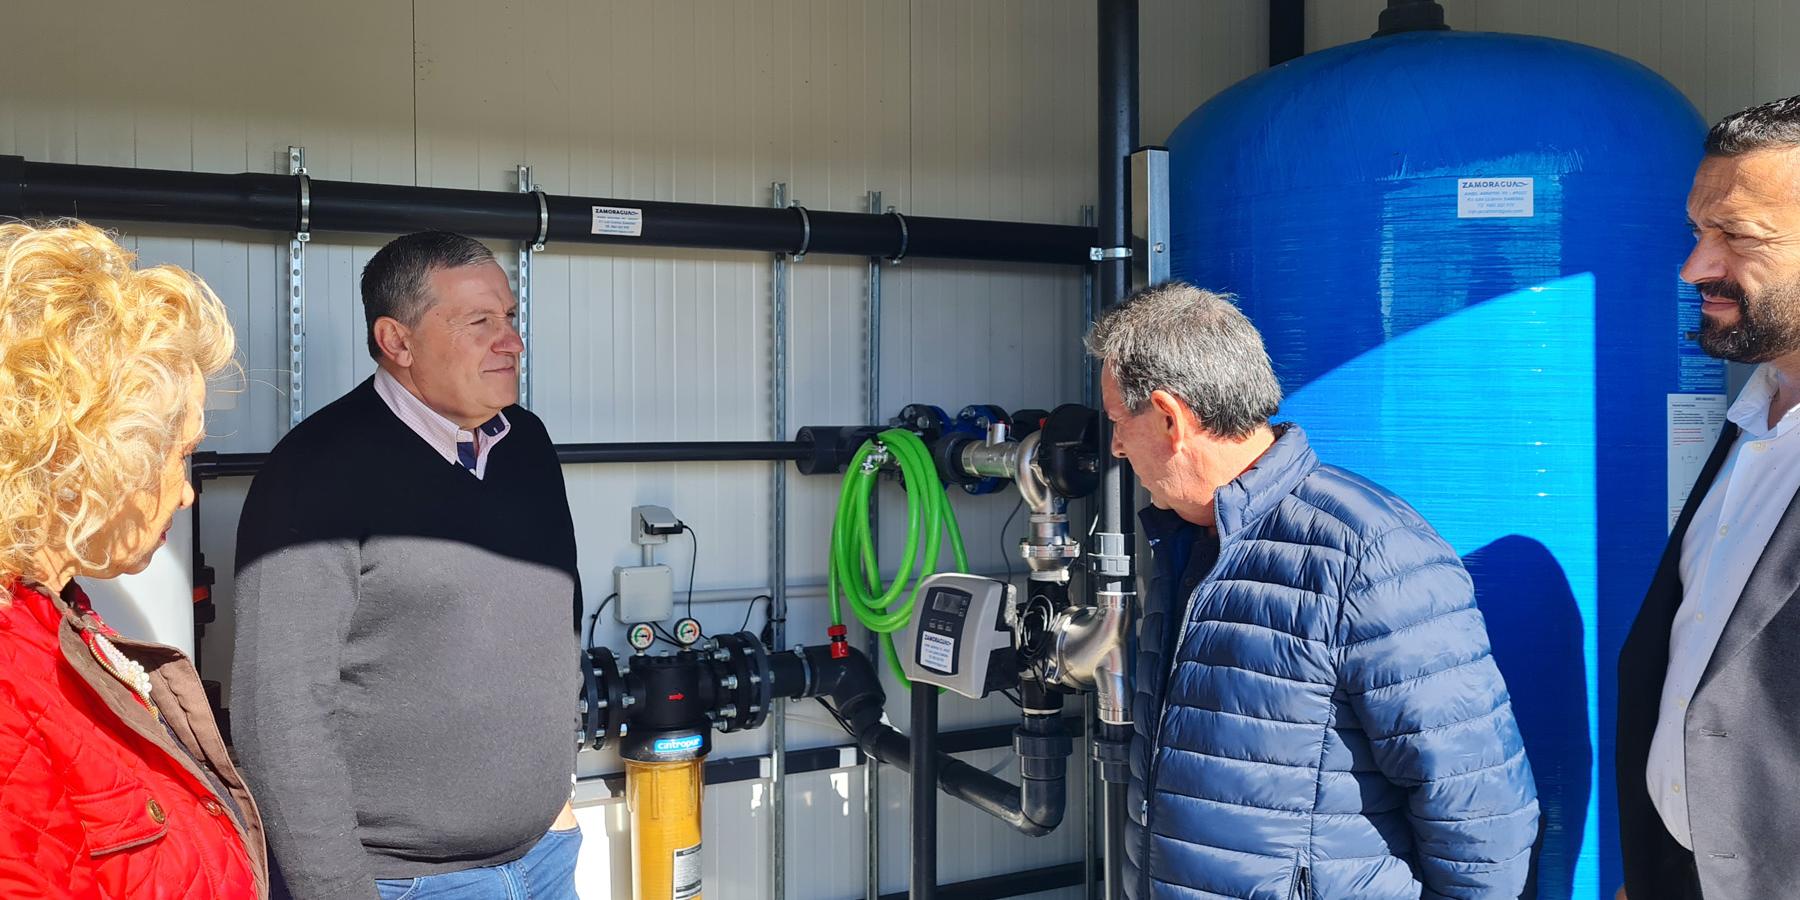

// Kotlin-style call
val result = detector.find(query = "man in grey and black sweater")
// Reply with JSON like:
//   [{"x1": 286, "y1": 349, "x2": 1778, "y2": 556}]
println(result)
[{"x1": 232, "y1": 232, "x2": 583, "y2": 900}]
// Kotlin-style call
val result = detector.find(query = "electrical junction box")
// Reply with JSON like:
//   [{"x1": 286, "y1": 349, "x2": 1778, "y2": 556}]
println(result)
[
  {"x1": 615, "y1": 565, "x2": 674, "y2": 623},
  {"x1": 898, "y1": 573, "x2": 1015, "y2": 699}
]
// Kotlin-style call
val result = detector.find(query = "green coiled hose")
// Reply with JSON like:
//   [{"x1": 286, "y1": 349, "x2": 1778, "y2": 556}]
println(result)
[{"x1": 828, "y1": 428, "x2": 970, "y2": 686}]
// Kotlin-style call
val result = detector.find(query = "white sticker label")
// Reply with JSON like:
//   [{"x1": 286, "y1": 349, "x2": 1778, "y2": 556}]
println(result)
[
  {"x1": 592, "y1": 205, "x2": 644, "y2": 236},
  {"x1": 919, "y1": 631, "x2": 956, "y2": 674},
  {"x1": 673, "y1": 842, "x2": 702, "y2": 900},
  {"x1": 1667, "y1": 393, "x2": 1728, "y2": 532},
  {"x1": 1457, "y1": 177, "x2": 1534, "y2": 218}
]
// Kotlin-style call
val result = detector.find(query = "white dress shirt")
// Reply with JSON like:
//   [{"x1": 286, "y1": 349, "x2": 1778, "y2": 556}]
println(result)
[
  {"x1": 372, "y1": 367, "x2": 511, "y2": 479},
  {"x1": 1648, "y1": 364, "x2": 1800, "y2": 848}
]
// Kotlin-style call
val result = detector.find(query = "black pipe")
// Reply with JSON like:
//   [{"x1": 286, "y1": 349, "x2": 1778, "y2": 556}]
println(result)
[
  {"x1": 867, "y1": 727, "x2": 1065, "y2": 838},
  {"x1": 1012, "y1": 685, "x2": 1072, "y2": 834},
  {"x1": 1096, "y1": 7, "x2": 1139, "y2": 900},
  {"x1": 1104, "y1": 781, "x2": 1129, "y2": 898},
  {"x1": 1097, "y1": 0, "x2": 1137, "y2": 316},
  {"x1": 1269, "y1": 0, "x2": 1305, "y2": 66},
  {"x1": 913, "y1": 684, "x2": 939, "y2": 900},
  {"x1": 1095, "y1": 722, "x2": 1133, "y2": 900},
  {"x1": 778, "y1": 646, "x2": 1069, "y2": 837},
  {"x1": 587, "y1": 714, "x2": 1082, "y2": 791},
  {"x1": 191, "y1": 440, "x2": 809, "y2": 482},
  {"x1": 0, "y1": 156, "x2": 1096, "y2": 266},
  {"x1": 1095, "y1": 0, "x2": 1139, "y2": 566},
  {"x1": 933, "y1": 716, "x2": 1081, "y2": 755},
  {"x1": 556, "y1": 441, "x2": 806, "y2": 465}
]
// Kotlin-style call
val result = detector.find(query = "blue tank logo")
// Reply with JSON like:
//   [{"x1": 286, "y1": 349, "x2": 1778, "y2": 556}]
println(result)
[{"x1": 653, "y1": 734, "x2": 703, "y2": 755}]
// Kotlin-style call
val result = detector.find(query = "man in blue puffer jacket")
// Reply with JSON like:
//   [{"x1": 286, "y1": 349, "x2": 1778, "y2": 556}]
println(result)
[{"x1": 1088, "y1": 282, "x2": 1540, "y2": 900}]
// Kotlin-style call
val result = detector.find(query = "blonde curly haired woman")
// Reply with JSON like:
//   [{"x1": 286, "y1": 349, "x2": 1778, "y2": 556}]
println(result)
[{"x1": 0, "y1": 221, "x2": 265, "y2": 898}]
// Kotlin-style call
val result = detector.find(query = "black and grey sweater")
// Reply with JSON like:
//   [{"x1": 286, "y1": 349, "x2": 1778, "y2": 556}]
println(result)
[{"x1": 231, "y1": 377, "x2": 580, "y2": 900}]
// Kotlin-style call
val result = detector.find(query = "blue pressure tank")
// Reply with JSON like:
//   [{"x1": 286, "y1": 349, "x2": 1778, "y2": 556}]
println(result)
[{"x1": 1166, "y1": 27, "x2": 1718, "y2": 900}]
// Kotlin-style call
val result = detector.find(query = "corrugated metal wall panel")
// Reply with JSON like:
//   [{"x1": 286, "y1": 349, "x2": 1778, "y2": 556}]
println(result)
[{"x1": 1141, "y1": 0, "x2": 1267, "y2": 144}]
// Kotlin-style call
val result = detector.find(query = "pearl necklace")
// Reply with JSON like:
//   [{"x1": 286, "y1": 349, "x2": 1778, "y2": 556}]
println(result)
[{"x1": 88, "y1": 630, "x2": 159, "y2": 716}]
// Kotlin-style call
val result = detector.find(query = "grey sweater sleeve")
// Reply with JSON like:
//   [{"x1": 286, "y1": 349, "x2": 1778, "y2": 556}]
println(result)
[{"x1": 231, "y1": 496, "x2": 378, "y2": 900}]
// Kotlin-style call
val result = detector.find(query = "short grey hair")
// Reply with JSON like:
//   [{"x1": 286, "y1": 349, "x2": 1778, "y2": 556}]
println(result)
[
  {"x1": 1084, "y1": 282, "x2": 1281, "y2": 439},
  {"x1": 1706, "y1": 95, "x2": 1800, "y2": 156},
  {"x1": 360, "y1": 231, "x2": 497, "y2": 360}
]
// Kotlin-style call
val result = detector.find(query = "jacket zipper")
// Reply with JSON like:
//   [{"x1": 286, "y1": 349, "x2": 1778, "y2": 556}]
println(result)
[
  {"x1": 1290, "y1": 865, "x2": 1311, "y2": 900},
  {"x1": 1142, "y1": 530, "x2": 1236, "y2": 896}
]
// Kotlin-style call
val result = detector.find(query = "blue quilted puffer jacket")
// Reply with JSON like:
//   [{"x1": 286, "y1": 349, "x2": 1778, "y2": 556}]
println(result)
[{"x1": 1124, "y1": 425, "x2": 1539, "y2": 900}]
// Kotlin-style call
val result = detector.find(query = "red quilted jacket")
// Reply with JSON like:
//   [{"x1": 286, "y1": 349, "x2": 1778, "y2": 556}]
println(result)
[{"x1": 0, "y1": 578, "x2": 266, "y2": 898}]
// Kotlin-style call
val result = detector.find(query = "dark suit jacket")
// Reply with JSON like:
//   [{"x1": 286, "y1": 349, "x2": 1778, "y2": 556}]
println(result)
[{"x1": 1618, "y1": 422, "x2": 1800, "y2": 898}]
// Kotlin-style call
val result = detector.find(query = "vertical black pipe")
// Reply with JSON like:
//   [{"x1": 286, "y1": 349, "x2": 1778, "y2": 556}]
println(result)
[
  {"x1": 1094, "y1": 4, "x2": 1138, "y2": 549},
  {"x1": 1097, "y1": 5, "x2": 1139, "y2": 900},
  {"x1": 1105, "y1": 781, "x2": 1129, "y2": 897},
  {"x1": 1096, "y1": 0, "x2": 1139, "y2": 531},
  {"x1": 1097, "y1": 0, "x2": 1137, "y2": 320},
  {"x1": 911, "y1": 684, "x2": 938, "y2": 900},
  {"x1": 1269, "y1": 0, "x2": 1305, "y2": 66}
]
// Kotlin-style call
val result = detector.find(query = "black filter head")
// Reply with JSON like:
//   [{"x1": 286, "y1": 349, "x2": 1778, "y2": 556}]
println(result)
[{"x1": 1373, "y1": 0, "x2": 1450, "y2": 37}]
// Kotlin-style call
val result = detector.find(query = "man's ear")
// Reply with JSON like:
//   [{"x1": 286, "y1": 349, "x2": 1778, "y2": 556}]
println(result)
[
  {"x1": 372, "y1": 317, "x2": 413, "y2": 368},
  {"x1": 1147, "y1": 389, "x2": 1194, "y2": 450}
]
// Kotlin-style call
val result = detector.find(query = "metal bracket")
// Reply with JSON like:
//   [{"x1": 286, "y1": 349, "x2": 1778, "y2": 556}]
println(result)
[
  {"x1": 1091, "y1": 531, "x2": 1132, "y2": 578},
  {"x1": 887, "y1": 207, "x2": 909, "y2": 264},
  {"x1": 516, "y1": 165, "x2": 539, "y2": 409},
  {"x1": 529, "y1": 189, "x2": 549, "y2": 251},
  {"x1": 1088, "y1": 246, "x2": 1132, "y2": 261},
  {"x1": 294, "y1": 176, "x2": 312, "y2": 243},
  {"x1": 1131, "y1": 148, "x2": 1171, "y2": 287},
  {"x1": 790, "y1": 203, "x2": 812, "y2": 262},
  {"x1": 286, "y1": 146, "x2": 308, "y2": 430}
]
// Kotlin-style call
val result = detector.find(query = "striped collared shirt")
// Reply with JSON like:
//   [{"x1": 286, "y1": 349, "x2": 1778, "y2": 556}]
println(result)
[{"x1": 372, "y1": 367, "x2": 511, "y2": 479}]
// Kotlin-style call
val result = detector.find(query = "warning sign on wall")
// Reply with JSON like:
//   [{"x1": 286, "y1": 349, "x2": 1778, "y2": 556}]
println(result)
[{"x1": 1667, "y1": 393, "x2": 1728, "y2": 532}]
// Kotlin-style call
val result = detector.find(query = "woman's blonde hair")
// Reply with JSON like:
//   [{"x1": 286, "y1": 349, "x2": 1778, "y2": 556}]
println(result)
[{"x1": 0, "y1": 220, "x2": 235, "y2": 582}]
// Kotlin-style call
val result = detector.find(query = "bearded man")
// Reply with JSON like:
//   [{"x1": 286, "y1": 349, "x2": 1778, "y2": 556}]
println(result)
[{"x1": 1617, "y1": 94, "x2": 1800, "y2": 900}]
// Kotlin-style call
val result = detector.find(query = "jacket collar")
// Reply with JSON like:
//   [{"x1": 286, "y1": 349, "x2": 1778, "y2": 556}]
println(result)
[
  {"x1": 7, "y1": 577, "x2": 100, "y2": 641},
  {"x1": 1137, "y1": 423, "x2": 1319, "y2": 546},
  {"x1": 1213, "y1": 424, "x2": 1317, "y2": 538}
]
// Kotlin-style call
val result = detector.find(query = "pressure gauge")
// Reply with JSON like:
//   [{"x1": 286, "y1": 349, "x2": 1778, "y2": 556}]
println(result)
[{"x1": 627, "y1": 622, "x2": 656, "y2": 652}]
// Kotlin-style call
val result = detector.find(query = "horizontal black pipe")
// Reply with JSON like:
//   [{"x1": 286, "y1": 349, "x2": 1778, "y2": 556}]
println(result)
[
  {"x1": 583, "y1": 712, "x2": 1080, "y2": 792},
  {"x1": 877, "y1": 861, "x2": 1087, "y2": 900},
  {"x1": 191, "y1": 441, "x2": 808, "y2": 481},
  {"x1": 191, "y1": 452, "x2": 269, "y2": 481},
  {"x1": 581, "y1": 714, "x2": 1083, "y2": 793},
  {"x1": 556, "y1": 441, "x2": 806, "y2": 464},
  {"x1": 0, "y1": 156, "x2": 1096, "y2": 266}
]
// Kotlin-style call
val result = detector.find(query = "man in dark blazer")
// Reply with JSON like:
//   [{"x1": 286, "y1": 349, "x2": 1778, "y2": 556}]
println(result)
[{"x1": 1618, "y1": 94, "x2": 1800, "y2": 900}]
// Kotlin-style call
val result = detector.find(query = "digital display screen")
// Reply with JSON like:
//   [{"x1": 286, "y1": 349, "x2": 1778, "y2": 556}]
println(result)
[{"x1": 930, "y1": 588, "x2": 970, "y2": 615}]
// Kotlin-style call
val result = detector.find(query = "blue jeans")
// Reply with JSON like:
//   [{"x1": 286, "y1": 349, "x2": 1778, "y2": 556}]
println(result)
[{"x1": 375, "y1": 827, "x2": 582, "y2": 900}]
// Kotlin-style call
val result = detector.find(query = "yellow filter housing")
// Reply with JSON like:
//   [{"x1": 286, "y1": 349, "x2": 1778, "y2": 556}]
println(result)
[{"x1": 626, "y1": 757, "x2": 705, "y2": 900}]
